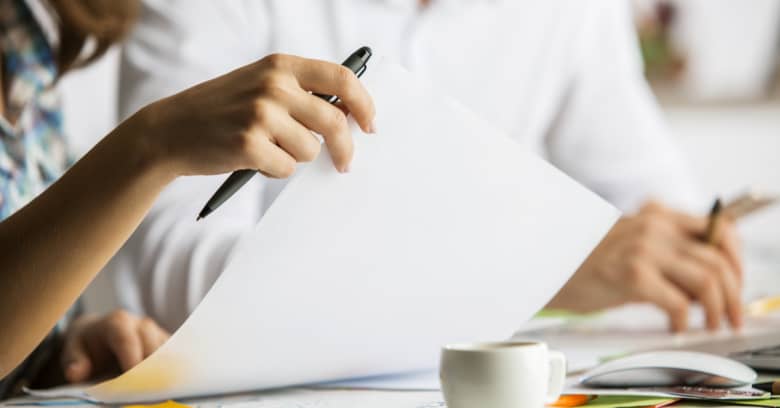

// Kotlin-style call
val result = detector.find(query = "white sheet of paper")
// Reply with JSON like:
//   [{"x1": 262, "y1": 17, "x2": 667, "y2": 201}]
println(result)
[
  {"x1": 13, "y1": 388, "x2": 445, "y2": 408},
  {"x1": 185, "y1": 389, "x2": 446, "y2": 408},
  {"x1": 76, "y1": 60, "x2": 618, "y2": 403}
]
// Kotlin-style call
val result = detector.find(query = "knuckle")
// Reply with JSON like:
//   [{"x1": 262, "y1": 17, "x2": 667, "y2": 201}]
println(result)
[
  {"x1": 106, "y1": 323, "x2": 135, "y2": 345},
  {"x1": 642, "y1": 200, "x2": 664, "y2": 213},
  {"x1": 704, "y1": 277, "x2": 720, "y2": 293},
  {"x1": 332, "y1": 65, "x2": 356, "y2": 96},
  {"x1": 252, "y1": 100, "x2": 276, "y2": 128},
  {"x1": 262, "y1": 53, "x2": 288, "y2": 70},
  {"x1": 323, "y1": 108, "x2": 348, "y2": 136},
  {"x1": 139, "y1": 317, "x2": 159, "y2": 332},
  {"x1": 670, "y1": 298, "x2": 690, "y2": 315},
  {"x1": 317, "y1": 106, "x2": 348, "y2": 138},
  {"x1": 257, "y1": 73, "x2": 289, "y2": 96},
  {"x1": 108, "y1": 309, "x2": 133, "y2": 327},
  {"x1": 233, "y1": 131, "x2": 258, "y2": 156},
  {"x1": 626, "y1": 261, "x2": 647, "y2": 285},
  {"x1": 635, "y1": 216, "x2": 657, "y2": 238},
  {"x1": 261, "y1": 81, "x2": 290, "y2": 101},
  {"x1": 628, "y1": 240, "x2": 651, "y2": 259}
]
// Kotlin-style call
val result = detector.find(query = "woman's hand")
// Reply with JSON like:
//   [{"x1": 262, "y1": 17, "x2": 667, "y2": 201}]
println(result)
[
  {"x1": 61, "y1": 310, "x2": 170, "y2": 383},
  {"x1": 136, "y1": 53, "x2": 376, "y2": 178}
]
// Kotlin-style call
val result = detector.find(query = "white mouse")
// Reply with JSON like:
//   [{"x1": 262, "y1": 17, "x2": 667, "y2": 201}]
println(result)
[{"x1": 580, "y1": 350, "x2": 757, "y2": 388}]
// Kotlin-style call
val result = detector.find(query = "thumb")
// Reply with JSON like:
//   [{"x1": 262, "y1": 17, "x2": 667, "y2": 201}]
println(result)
[{"x1": 62, "y1": 335, "x2": 92, "y2": 383}]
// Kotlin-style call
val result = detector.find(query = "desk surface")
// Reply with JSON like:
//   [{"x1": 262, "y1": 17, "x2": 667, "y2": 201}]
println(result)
[
  {"x1": 0, "y1": 388, "x2": 446, "y2": 408},
  {"x1": 4, "y1": 387, "x2": 777, "y2": 407}
]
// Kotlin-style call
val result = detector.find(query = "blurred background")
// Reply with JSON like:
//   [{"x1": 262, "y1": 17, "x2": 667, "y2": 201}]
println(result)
[
  {"x1": 61, "y1": 1, "x2": 780, "y2": 300},
  {"x1": 630, "y1": 0, "x2": 780, "y2": 300}
]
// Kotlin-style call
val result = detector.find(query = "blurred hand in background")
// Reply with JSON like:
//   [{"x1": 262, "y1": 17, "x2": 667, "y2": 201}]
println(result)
[
  {"x1": 548, "y1": 201, "x2": 743, "y2": 332},
  {"x1": 61, "y1": 310, "x2": 169, "y2": 383}
]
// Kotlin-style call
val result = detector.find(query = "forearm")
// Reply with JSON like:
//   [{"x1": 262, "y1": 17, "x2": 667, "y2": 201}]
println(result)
[{"x1": 0, "y1": 109, "x2": 174, "y2": 378}]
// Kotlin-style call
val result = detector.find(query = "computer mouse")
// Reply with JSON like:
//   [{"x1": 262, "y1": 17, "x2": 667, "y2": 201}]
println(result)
[{"x1": 580, "y1": 350, "x2": 757, "y2": 388}]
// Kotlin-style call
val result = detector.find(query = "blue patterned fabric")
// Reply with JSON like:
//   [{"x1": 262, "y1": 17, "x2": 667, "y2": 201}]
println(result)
[
  {"x1": 0, "y1": 0, "x2": 70, "y2": 398},
  {"x1": 0, "y1": 0, "x2": 68, "y2": 219}
]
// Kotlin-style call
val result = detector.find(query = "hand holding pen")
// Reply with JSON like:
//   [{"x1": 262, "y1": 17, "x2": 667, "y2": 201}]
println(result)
[{"x1": 197, "y1": 47, "x2": 374, "y2": 220}]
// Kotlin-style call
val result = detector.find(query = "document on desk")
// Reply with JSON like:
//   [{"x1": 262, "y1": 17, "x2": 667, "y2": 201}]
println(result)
[{"x1": 72, "y1": 60, "x2": 619, "y2": 403}]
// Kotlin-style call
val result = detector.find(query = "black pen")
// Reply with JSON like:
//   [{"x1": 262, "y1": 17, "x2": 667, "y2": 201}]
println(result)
[
  {"x1": 704, "y1": 198, "x2": 722, "y2": 245},
  {"x1": 197, "y1": 46, "x2": 372, "y2": 221}
]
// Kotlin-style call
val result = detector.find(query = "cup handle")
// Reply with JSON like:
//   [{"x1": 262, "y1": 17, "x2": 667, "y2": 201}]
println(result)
[{"x1": 545, "y1": 351, "x2": 567, "y2": 403}]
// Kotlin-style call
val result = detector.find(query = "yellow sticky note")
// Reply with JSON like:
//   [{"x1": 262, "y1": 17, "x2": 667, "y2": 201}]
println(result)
[
  {"x1": 123, "y1": 400, "x2": 190, "y2": 408},
  {"x1": 747, "y1": 296, "x2": 780, "y2": 317}
]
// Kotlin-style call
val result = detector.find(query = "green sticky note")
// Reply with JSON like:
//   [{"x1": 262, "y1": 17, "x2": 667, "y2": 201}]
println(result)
[
  {"x1": 535, "y1": 309, "x2": 600, "y2": 319},
  {"x1": 583, "y1": 395, "x2": 675, "y2": 407},
  {"x1": 731, "y1": 397, "x2": 780, "y2": 407}
]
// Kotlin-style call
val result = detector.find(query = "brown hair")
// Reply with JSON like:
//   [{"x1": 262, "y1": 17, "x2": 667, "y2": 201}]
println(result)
[{"x1": 48, "y1": 0, "x2": 140, "y2": 73}]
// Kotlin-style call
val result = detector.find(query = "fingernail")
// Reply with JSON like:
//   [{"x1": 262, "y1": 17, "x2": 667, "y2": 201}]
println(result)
[
  {"x1": 367, "y1": 121, "x2": 377, "y2": 134},
  {"x1": 341, "y1": 164, "x2": 351, "y2": 173}
]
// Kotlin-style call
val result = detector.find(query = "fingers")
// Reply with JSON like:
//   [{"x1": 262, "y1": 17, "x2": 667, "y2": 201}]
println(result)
[
  {"x1": 666, "y1": 210, "x2": 743, "y2": 329},
  {"x1": 241, "y1": 127, "x2": 297, "y2": 178},
  {"x1": 640, "y1": 201, "x2": 744, "y2": 330},
  {"x1": 137, "y1": 318, "x2": 170, "y2": 357},
  {"x1": 659, "y1": 223, "x2": 740, "y2": 330},
  {"x1": 245, "y1": 53, "x2": 376, "y2": 174},
  {"x1": 662, "y1": 205, "x2": 744, "y2": 280},
  {"x1": 680, "y1": 240, "x2": 743, "y2": 329},
  {"x1": 268, "y1": 114, "x2": 322, "y2": 164},
  {"x1": 626, "y1": 207, "x2": 742, "y2": 331},
  {"x1": 288, "y1": 90, "x2": 354, "y2": 172},
  {"x1": 61, "y1": 333, "x2": 92, "y2": 383},
  {"x1": 717, "y1": 219, "x2": 744, "y2": 281},
  {"x1": 661, "y1": 256, "x2": 725, "y2": 331},
  {"x1": 281, "y1": 55, "x2": 376, "y2": 133},
  {"x1": 628, "y1": 260, "x2": 691, "y2": 332},
  {"x1": 105, "y1": 311, "x2": 145, "y2": 372},
  {"x1": 60, "y1": 311, "x2": 169, "y2": 383}
]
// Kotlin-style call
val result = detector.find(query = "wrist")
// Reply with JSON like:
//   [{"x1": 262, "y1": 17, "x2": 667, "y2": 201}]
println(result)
[{"x1": 117, "y1": 102, "x2": 179, "y2": 185}]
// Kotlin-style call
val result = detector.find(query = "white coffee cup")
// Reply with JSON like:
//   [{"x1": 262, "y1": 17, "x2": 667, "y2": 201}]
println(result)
[{"x1": 440, "y1": 341, "x2": 566, "y2": 408}]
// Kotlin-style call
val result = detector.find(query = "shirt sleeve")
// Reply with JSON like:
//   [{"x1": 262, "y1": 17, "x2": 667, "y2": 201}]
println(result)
[
  {"x1": 544, "y1": 0, "x2": 704, "y2": 214},
  {"x1": 102, "y1": 0, "x2": 270, "y2": 331}
]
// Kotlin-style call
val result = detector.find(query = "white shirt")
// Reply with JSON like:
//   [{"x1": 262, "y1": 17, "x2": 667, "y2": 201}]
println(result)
[{"x1": 100, "y1": 0, "x2": 701, "y2": 331}]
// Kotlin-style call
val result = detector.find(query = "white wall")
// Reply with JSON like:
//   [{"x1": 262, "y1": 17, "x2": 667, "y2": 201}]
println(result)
[
  {"x1": 666, "y1": 103, "x2": 780, "y2": 243},
  {"x1": 665, "y1": 102, "x2": 780, "y2": 300}
]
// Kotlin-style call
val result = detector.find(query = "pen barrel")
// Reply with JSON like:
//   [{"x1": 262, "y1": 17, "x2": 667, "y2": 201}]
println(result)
[
  {"x1": 208, "y1": 169, "x2": 256, "y2": 209},
  {"x1": 199, "y1": 46, "x2": 371, "y2": 219}
]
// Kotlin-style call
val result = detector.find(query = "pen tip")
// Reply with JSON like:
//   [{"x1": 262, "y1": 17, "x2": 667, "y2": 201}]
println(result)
[
  {"x1": 713, "y1": 198, "x2": 722, "y2": 212},
  {"x1": 197, "y1": 206, "x2": 213, "y2": 221}
]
